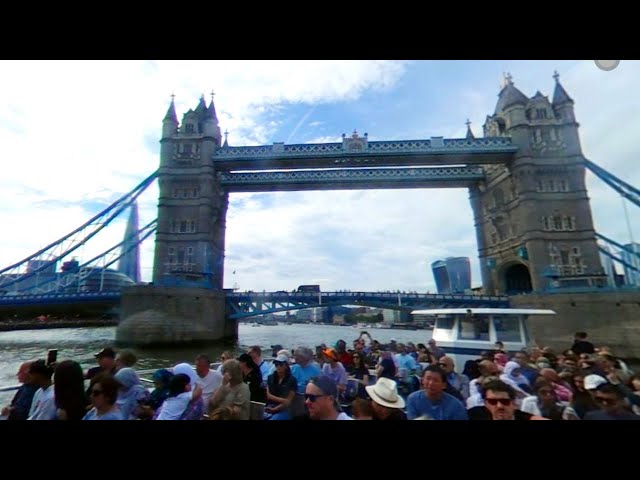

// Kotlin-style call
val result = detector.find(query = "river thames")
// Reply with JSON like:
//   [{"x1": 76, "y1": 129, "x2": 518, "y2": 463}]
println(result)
[{"x1": 0, "y1": 323, "x2": 433, "y2": 405}]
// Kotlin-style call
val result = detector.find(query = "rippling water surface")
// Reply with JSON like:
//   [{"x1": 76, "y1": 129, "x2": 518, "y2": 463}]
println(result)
[{"x1": 0, "y1": 323, "x2": 433, "y2": 405}]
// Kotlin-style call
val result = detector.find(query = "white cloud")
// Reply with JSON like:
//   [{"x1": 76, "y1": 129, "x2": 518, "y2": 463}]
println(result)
[{"x1": 0, "y1": 60, "x2": 407, "y2": 283}]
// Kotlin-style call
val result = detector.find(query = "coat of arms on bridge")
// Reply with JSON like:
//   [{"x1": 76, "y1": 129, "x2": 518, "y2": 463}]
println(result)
[{"x1": 342, "y1": 130, "x2": 368, "y2": 151}]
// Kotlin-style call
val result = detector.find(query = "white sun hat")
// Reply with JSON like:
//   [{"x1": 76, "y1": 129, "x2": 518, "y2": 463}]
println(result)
[{"x1": 365, "y1": 377, "x2": 405, "y2": 409}]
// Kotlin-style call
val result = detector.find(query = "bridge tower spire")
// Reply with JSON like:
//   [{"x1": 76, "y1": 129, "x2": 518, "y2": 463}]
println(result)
[
  {"x1": 162, "y1": 94, "x2": 178, "y2": 138},
  {"x1": 473, "y1": 72, "x2": 603, "y2": 294},
  {"x1": 203, "y1": 91, "x2": 222, "y2": 145},
  {"x1": 552, "y1": 70, "x2": 576, "y2": 124},
  {"x1": 465, "y1": 119, "x2": 475, "y2": 139}
]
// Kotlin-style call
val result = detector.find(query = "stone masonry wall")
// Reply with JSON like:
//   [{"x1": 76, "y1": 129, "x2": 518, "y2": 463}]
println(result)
[{"x1": 510, "y1": 291, "x2": 640, "y2": 359}]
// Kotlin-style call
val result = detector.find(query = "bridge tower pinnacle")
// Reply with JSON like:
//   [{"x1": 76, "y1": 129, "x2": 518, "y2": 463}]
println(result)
[
  {"x1": 473, "y1": 73, "x2": 604, "y2": 294},
  {"x1": 162, "y1": 94, "x2": 178, "y2": 138}
]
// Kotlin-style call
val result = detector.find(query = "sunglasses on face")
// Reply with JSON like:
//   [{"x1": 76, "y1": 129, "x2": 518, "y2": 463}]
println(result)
[
  {"x1": 486, "y1": 398, "x2": 512, "y2": 406},
  {"x1": 90, "y1": 389, "x2": 103, "y2": 397},
  {"x1": 274, "y1": 361, "x2": 286, "y2": 367},
  {"x1": 595, "y1": 396, "x2": 617, "y2": 405},
  {"x1": 304, "y1": 394, "x2": 326, "y2": 403}
]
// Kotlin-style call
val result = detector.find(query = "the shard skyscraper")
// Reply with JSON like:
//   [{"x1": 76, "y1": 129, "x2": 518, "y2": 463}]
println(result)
[{"x1": 118, "y1": 201, "x2": 141, "y2": 283}]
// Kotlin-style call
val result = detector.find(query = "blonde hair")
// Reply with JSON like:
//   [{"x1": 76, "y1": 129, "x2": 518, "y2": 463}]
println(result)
[
  {"x1": 222, "y1": 359, "x2": 243, "y2": 385},
  {"x1": 209, "y1": 407, "x2": 235, "y2": 420}
]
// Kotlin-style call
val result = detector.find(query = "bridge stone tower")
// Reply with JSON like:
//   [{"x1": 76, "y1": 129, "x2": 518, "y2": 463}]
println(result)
[
  {"x1": 116, "y1": 95, "x2": 232, "y2": 347},
  {"x1": 471, "y1": 73, "x2": 606, "y2": 295},
  {"x1": 153, "y1": 95, "x2": 227, "y2": 289}
]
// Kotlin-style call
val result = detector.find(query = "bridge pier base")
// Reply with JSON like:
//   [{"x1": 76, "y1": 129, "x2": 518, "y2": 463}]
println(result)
[
  {"x1": 116, "y1": 285, "x2": 233, "y2": 347},
  {"x1": 510, "y1": 291, "x2": 640, "y2": 360}
]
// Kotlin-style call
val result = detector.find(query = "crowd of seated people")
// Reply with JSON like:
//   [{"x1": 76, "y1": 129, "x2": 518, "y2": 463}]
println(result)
[{"x1": 2, "y1": 331, "x2": 638, "y2": 420}]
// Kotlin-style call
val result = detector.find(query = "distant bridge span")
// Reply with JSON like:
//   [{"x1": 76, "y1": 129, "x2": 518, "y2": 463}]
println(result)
[
  {"x1": 225, "y1": 291, "x2": 509, "y2": 319},
  {"x1": 0, "y1": 290, "x2": 509, "y2": 321}
]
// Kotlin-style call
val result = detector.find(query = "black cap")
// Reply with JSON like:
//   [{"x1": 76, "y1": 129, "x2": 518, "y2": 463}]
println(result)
[
  {"x1": 94, "y1": 347, "x2": 116, "y2": 359},
  {"x1": 29, "y1": 359, "x2": 53, "y2": 378},
  {"x1": 237, "y1": 353, "x2": 255, "y2": 368},
  {"x1": 310, "y1": 375, "x2": 338, "y2": 398}
]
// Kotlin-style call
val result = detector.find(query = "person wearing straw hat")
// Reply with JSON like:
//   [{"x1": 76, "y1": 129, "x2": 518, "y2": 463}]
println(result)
[{"x1": 365, "y1": 377, "x2": 407, "y2": 420}]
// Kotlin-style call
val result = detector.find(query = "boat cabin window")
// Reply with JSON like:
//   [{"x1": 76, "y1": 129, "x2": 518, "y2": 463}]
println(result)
[
  {"x1": 458, "y1": 315, "x2": 490, "y2": 341},
  {"x1": 435, "y1": 316, "x2": 455, "y2": 330},
  {"x1": 433, "y1": 316, "x2": 456, "y2": 341},
  {"x1": 493, "y1": 316, "x2": 522, "y2": 343}
]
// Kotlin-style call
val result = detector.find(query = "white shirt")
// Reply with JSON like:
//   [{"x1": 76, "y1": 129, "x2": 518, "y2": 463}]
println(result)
[
  {"x1": 258, "y1": 360, "x2": 271, "y2": 388},
  {"x1": 28, "y1": 385, "x2": 56, "y2": 420},
  {"x1": 196, "y1": 370, "x2": 223, "y2": 405},
  {"x1": 156, "y1": 391, "x2": 193, "y2": 420},
  {"x1": 336, "y1": 412, "x2": 353, "y2": 420}
]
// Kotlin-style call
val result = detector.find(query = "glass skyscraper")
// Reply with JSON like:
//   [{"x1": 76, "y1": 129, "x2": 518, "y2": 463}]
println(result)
[{"x1": 431, "y1": 257, "x2": 471, "y2": 294}]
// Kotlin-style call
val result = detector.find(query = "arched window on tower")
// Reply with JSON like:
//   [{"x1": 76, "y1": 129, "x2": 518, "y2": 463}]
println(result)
[
  {"x1": 570, "y1": 246, "x2": 583, "y2": 274},
  {"x1": 185, "y1": 123, "x2": 195, "y2": 134},
  {"x1": 534, "y1": 130, "x2": 542, "y2": 143},
  {"x1": 563, "y1": 216, "x2": 575, "y2": 231},
  {"x1": 490, "y1": 228, "x2": 498, "y2": 245},
  {"x1": 493, "y1": 188, "x2": 504, "y2": 207},
  {"x1": 548, "y1": 243, "x2": 561, "y2": 274}
]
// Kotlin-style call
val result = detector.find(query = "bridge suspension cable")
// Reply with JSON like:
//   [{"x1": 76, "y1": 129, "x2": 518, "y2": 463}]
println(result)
[
  {"x1": 15, "y1": 219, "x2": 157, "y2": 295},
  {"x1": 584, "y1": 158, "x2": 640, "y2": 208},
  {"x1": 586, "y1": 158, "x2": 640, "y2": 276},
  {"x1": 596, "y1": 232, "x2": 640, "y2": 273},
  {"x1": 0, "y1": 170, "x2": 158, "y2": 290}
]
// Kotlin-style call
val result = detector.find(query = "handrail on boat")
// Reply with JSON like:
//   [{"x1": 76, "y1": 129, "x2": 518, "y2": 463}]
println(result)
[
  {"x1": 1, "y1": 360, "x2": 276, "y2": 394},
  {"x1": 0, "y1": 384, "x2": 21, "y2": 393}
]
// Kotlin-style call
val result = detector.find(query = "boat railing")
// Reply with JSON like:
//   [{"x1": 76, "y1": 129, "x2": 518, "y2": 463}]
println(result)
[
  {"x1": 1, "y1": 358, "x2": 275, "y2": 395},
  {"x1": 0, "y1": 384, "x2": 21, "y2": 393}
]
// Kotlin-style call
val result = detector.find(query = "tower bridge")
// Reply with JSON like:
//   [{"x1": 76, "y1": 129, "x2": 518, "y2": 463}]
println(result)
[{"x1": 3, "y1": 72, "x2": 640, "y2": 355}]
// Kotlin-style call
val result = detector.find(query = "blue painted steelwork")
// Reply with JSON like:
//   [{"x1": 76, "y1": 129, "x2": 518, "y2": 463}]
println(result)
[
  {"x1": 585, "y1": 159, "x2": 640, "y2": 208},
  {"x1": 215, "y1": 137, "x2": 517, "y2": 161},
  {"x1": 219, "y1": 166, "x2": 485, "y2": 192},
  {"x1": 0, "y1": 290, "x2": 507, "y2": 313},
  {"x1": 0, "y1": 171, "x2": 158, "y2": 292},
  {"x1": 225, "y1": 291, "x2": 509, "y2": 320},
  {"x1": 11, "y1": 220, "x2": 157, "y2": 295},
  {"x1": 596, "y1": 233, "x2": 640, "y2": 266},
  {"x1": 0, "y1": 291, "x2": 121, "y2": 306}
]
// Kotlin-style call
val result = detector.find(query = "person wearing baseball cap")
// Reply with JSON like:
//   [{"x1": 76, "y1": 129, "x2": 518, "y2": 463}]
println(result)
[
  {"x1": 85, "y1": 347, "x2": 117, "y2": 380},
  {"x1": 305, "y1": 375, "x2": 352, "y2": 420},
  {"x1": 264, "y1": 354, "x2": 297, "y2": 420},
  {"x1": 584, "y1": 374, "x2": 608, "y2": 391}
]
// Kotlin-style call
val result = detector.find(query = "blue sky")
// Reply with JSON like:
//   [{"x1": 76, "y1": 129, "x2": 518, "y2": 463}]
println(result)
[{"x1": 0, "y1": 60, "x2": 638, "y2": 292}]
